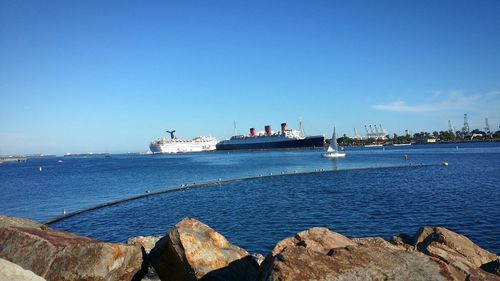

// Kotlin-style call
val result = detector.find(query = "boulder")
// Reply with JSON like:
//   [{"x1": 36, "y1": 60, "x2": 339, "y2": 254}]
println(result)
[
  {"x1": 390, "y1": 233, "x2": 416, "y2": 251},
  {"x1": 414, "y1": 226, "x2": 498, "y2": 275},
  {"x1": 150, "y1": 217, "x2": 259, "y2": 281},
  {"x1": 0, "y1": 215, "x2": 143, "y2": 281},
  {"x1": 270, "y1": 227, "x2": 355, "y2": 256},
  {"x1": 128, "y1": 235, "x2": 162, "y2": 253},
  {"x1": 0, "y1": 258, "x2": 46, "y2": 281},
  {"x1": 0, "y1": 215, "x2": 44, "y2": 229},
  {"x1": 128, "y1": 236, "x2": 163, "y2": 281},
  {"x1": 257, "y1": 227, "x2": 455, "y2": 281},
  {"x1": 257, "y1": 227, "x2": 355, "y2": 280},
  {"x1": 251, "y1": 253, "x2": 265, "y2": 266}
]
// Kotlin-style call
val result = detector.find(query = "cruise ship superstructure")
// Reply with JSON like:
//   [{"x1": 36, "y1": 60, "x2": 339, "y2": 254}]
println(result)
[
  {"x1": 216, "y1": 122, "x2": 325, "y2": 150},
  {"x1": 149, "y1": 130, "x2": 217, "y2": 154}
]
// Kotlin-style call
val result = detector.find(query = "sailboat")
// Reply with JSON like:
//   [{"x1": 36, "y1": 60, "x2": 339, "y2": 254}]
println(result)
[{"x1": 322, "y1": 127, "x2": 346, "y2": 158}]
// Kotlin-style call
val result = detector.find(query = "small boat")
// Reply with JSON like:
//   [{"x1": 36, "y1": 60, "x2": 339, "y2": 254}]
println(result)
[
  {"x1": 364, "y1": 144, "x2": 383, "y2": 148},
  {"x1": 392, "y1": 143, "x2": 412, "y2": 146},
  {"x1": 322, "y1": 127, "x2": 346, "y2": 158}
]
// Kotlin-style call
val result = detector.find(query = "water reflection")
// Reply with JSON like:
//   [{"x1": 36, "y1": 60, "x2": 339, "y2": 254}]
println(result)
[{"x1": 327, "y1": 158, "x2": 340, "y2": 170}]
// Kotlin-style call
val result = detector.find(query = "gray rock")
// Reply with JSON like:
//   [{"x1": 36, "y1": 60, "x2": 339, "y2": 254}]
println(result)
[
  {"x1": 127, "y1": 235, "x2": 162, "y2": 253},
  {"x1": 251, "y1": 253, "x2": 265, "y2": 266},
  {"x1": 128, "y1": 236, "x2": 163, "y2": 281},
  {"x1": 0, "y1": 258, "x2": 46, "y2": 281}
]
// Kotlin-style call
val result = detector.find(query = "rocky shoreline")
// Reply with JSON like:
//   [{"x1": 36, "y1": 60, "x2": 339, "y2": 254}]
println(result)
[{"x1": 1, "y1": 215, "x2": 498, "y2": 281}]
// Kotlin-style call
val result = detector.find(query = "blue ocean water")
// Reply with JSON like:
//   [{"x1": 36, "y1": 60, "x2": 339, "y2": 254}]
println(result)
[{"x1": 1, "y1": 143, "x2": 499, "y2": 254}]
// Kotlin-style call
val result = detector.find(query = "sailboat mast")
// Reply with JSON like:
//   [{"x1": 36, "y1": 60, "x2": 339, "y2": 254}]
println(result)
[{"x1": 332, "y1": 127, "x2": 338, "y2": 151}]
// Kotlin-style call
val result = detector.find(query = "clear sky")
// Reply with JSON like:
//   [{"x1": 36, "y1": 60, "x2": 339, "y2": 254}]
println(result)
[{"x1": 1, "y1": 0, "x2": 500, "y2": 155}]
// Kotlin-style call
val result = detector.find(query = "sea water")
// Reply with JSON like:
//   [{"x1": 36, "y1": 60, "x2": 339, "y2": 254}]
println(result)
[{"x1": 1, "y1": 143, "x2": 499, "y2": 254}]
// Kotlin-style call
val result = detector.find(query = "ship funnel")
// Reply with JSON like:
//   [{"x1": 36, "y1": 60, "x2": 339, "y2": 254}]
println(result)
[
  {"x1": 280, "y1": 123, "x2": 288, "y2": 133},
  {"x1": 166, "y1": 130, "x2": 176, "y2": 140},
  {"x1": 265, "y1": 125, "x2": 272, "y2": 135},
  {"x1": 250, "y1": 128, "x2": 256, "y2": 136}
]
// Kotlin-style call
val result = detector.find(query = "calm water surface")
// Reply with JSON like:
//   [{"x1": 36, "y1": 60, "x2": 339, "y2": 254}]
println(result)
[{"x1": 1, "y1": 143, "x2": 499, "y2": 254}]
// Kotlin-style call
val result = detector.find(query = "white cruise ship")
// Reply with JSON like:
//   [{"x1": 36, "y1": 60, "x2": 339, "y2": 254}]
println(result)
[{"x1": 149, "y1": 130, "x2": 217, "y2": 154}]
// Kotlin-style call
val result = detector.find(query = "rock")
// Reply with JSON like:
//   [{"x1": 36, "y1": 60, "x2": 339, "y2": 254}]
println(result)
[
  {"x1": 414, "y1": 226, "x2": 498, "y2": 275},
  {"x1": 270, "y1": 227, "x2": 355, "y2": 256},
  {"x1": 251, "y1": 253, "x2": 265, "y2": 266},
  {"x1": 258, "y1": 227, "x2": 355, "y2": 280},
  {"x1": 0, "y1": 215, "x2": 143, "y2": 281},
  {"x1": 128, "y1": 236, "x2": 163, "y2": 281},
  {"x1": 128, "y1": 235, "x2": 162, "y2": 253},
  {"x1": 467, "y1": 268, "x2": 500, "y2": 281},
  {"x1": 0, "y1": 258, "x2": 46, "y2": 281},
  {"x1": 258, "y1": 227, "x2": 455, "y2": 281},
  {"x1": 150, "y1": 217, "x2": 259, "y2": 281},
  {"x1": 352, "y1": 236, "x2": 407, "y2": 250},
  {"x1": 481, "y1": 259, "x2": 500, "y2": 276},
  {"x1": 0, "y1": 215, "x2": 43, "y2": 229},
  {"x1": 390, "y1": 233, "x2": 415, "y2": 251}
]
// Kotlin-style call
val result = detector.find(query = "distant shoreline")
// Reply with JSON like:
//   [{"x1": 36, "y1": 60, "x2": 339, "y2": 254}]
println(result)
[{"x1": 1, "y1": 140, "x2": 499, "y2": 159}]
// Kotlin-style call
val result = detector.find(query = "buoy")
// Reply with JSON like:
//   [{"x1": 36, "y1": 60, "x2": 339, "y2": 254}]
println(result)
[
  {"x1": 39, "y1": 166, "x2": 42, "y2": 172},
  {"x1": 442, "y1": 162, "x2": 449, "y2": 166}
]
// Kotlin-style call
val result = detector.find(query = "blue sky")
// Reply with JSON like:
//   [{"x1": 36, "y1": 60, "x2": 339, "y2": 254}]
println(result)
[{"x1": 1, "y1": 0, "x2": 499, "y2": 155}]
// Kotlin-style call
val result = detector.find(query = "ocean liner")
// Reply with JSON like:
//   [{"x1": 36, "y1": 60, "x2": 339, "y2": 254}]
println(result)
[
  {"x1": 216, "y1": 122, "x2": 325, "y2": 150},
  {"x1": 149, "y1": 130, "x2": 217, "y2": 154}
]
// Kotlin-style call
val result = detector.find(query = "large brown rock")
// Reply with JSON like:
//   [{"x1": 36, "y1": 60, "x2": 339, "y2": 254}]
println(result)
[
  {"x1": 414, "y1": 226, "x2": 498, "y2": 276},
  {"x1": 0, "y1": 215, "x2": 142, "y2": 281},
  {"x1": 257, "y1": 227, "x2": 355, "y2": 281},
  {"x1": 258, "y1": 227, "x2": 455, "y2": 281},
  {"x1": 270, "y1": 227, "x2": 355, "y2": 256},
  {"x1": 0, "y1": 258, "x2": 46, "y2": 281},
  {"x1": 150, "y1": 218, "x2": 259, "y2": 281}
]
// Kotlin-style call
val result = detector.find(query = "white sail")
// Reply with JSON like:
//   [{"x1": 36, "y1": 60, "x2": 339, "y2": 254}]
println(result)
[{"x1": 322, "y1": 126, "x2": 346, "y2": 158}]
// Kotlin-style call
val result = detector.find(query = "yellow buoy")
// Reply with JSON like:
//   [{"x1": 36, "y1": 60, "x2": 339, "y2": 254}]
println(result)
[{"x1": 442, "y1": 162, "x2": 449, "y2": 166}]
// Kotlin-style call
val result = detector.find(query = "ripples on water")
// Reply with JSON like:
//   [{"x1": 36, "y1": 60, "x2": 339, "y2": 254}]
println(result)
[{"x1": 1, "y1": 143, "x2": 500, "y2": 254}]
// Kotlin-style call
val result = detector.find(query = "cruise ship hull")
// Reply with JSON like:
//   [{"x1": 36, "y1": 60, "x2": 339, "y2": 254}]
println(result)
[
  {"x1": 216, "y1": 135, "x2": 325, "y2": 150},
  {"x1": 149, "y1": 139, "x2": 217, "y2": 154}
]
